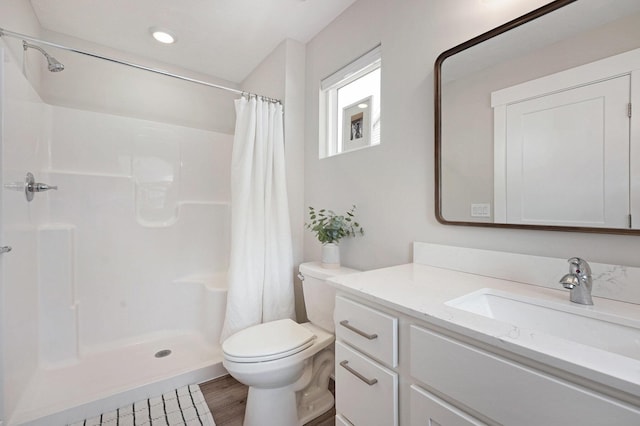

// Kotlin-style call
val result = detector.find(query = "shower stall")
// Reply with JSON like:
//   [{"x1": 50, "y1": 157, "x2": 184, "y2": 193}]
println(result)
[{"x1": 1, "y1": 31, "x2": 237, "y2": 425}]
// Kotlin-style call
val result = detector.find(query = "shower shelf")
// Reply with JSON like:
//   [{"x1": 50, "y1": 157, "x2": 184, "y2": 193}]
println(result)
[{"x1": 173, "y1": 273, "x2": 228, "y2": 292}]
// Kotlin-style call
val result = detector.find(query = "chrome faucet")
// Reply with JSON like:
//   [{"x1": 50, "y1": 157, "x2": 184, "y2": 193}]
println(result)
[{"x1": 559, "y1": 257, "x2": 593, "y2": 305}]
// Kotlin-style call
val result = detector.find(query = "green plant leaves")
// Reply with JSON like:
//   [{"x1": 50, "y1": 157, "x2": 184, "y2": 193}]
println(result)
[{"x1": 304, "y1": 205, "x2": 364, "y2": 244}]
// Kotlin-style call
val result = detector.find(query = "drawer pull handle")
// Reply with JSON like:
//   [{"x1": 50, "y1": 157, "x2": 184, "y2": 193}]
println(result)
[
  {"x1": 340, "y1": 360, "x2": 378, "y2": 386},
  {"x1": 339, "y1": 320, "x2": 378, "y2": 340}
]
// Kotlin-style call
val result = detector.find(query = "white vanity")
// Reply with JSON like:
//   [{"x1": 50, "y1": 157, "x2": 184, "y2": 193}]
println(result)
[{"x1": 330, "y1": 243, "x2": 640, "y2": 425}]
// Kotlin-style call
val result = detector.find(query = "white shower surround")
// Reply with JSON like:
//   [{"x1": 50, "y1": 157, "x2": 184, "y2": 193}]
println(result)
[{"x1": 1, "y1": 45, "x2": 232, "y2": 425}]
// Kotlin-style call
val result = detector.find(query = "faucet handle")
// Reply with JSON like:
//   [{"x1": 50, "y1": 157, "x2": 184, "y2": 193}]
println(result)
[
  {"x1": 562, "y1": 258, "x2": 594, "y2": 305},
  {"x1": 567, "y1": 257, "x2": 591, "y2": 275},
  {"x1": 32, "y1": 183, "x2": 58, "y2": 192}
]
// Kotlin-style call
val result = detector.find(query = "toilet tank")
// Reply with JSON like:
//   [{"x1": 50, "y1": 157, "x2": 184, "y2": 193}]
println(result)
[{"x1": 299, "y1": 262, "x2": 359, "y2": 333}]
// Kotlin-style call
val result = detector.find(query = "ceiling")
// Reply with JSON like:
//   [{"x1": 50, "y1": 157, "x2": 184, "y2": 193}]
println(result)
[{"x1": 29, "y1": 0, "x2": 356, "y2": 83}]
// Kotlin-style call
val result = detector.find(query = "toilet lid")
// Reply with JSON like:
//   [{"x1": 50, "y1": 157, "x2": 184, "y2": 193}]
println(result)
[{"x1": 223, "y1": 319, "x2": 316, "y2": 363}]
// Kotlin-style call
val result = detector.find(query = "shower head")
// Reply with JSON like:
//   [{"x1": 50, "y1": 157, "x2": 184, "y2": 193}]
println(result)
[
  {"x1": 23, "y1": 40, "x2": 64, "y2": 72},
  {"x1": 46, "y1": 55, "x2": 65, "y2": 72}
]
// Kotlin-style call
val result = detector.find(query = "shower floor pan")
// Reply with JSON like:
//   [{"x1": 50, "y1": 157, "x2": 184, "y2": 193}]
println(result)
[{"x1": 9, "y1": 331, "x2": 225, "y2": 426}]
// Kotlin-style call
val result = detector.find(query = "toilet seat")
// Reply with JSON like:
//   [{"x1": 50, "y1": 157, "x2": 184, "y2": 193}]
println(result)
[{"x1": 223, "y1": 318, "x2": 316, "y2": 363}]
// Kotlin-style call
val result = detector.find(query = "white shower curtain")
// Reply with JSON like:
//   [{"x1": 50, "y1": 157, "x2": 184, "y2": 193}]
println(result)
[{"x1": 220, "y1": 96, "x2": 295, "y2": 342}]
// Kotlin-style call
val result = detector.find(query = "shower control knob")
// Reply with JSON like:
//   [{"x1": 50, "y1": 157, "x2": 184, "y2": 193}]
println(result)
[
  {"x1": 24, "y1": 172, "x2": 58, "y2": 202},
  {"x1": 31, "y1": 183, "x2": 58, "y2": 192}
]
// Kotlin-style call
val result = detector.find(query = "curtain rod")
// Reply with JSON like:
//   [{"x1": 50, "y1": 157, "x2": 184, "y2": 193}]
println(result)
[{"x1": 0, "y1": 27, "x2": 281, "y2": 104}]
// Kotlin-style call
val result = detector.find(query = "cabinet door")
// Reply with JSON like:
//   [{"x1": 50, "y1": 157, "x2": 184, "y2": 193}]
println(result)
[
  {"x1": 410, "y1": 385, "x2": 486, "y2": 426},
  {"x1": 336, "y1": 341, "x2": 398, "y2": 426}
]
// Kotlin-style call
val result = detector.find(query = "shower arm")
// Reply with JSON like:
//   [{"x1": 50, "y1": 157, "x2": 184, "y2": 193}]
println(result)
[
  {"x1": 22, "y1": 40, "x2": 65, "y2": 72},
  {"x1": 0, "y1": 27, "x2": 281, "y2": 104},
  {"x1": 23, "y1": 40, "x2": 49, "y2": 57}
]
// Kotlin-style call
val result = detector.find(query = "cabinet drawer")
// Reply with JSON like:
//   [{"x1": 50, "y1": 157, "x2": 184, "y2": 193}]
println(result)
[
  {"x1": 410, "y1": 384, "x2": 486, "y2": 426},
  {"x1": 336, "y1": 341, "x2": 398, "y2": 426},
  {"x1": 335, "y1": 295, "x2": 398, "y2": 367},
  {"x1": 410, "y1": 325, "x2": 640, "y2": 425}
]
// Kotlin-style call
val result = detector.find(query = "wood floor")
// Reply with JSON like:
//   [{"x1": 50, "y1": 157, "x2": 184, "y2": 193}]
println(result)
[{"x1": 200, "y1": 375, "x2": 335, "y2": 426}]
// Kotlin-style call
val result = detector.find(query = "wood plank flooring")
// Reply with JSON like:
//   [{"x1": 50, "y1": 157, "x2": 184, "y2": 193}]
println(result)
[{"x1": 200, "y1": 375, "x2": 335, "y2": 426}]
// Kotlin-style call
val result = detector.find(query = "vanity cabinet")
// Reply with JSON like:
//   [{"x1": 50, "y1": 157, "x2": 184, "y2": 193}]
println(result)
[
  {"x1": 334, "y1": 295, "x2": 399, "y2": 425},
  {"x1": 410, "y1": 325, "x2": 640, "y2": 425},
  {"x1": 333, "y1": 292, "x2": 640, "y2": 426}
]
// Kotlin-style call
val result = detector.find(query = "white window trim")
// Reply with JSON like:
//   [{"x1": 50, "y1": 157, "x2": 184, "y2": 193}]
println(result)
[{"x1": 319, "y1": 45, "x2": 381, "y2": 158}]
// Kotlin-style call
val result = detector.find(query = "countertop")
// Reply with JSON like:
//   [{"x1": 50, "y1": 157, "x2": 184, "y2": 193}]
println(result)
[{"x1": 328, "y1": 263, "x2": 640, "y2": 400}]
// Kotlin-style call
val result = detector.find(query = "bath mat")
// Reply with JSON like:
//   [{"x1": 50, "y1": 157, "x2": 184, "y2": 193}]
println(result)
[{"x1": 69, "y1": 384, "x2": 215, "y2": 426}]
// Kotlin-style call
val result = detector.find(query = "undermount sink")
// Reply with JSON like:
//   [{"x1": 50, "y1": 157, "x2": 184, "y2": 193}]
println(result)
[{"x1": 446, "y1": 288, "x2": 640, "y2": 361}]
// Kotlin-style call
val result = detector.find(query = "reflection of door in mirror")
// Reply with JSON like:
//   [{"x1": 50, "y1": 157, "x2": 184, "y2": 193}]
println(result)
[
  {"x1": 492, "y1": 49, "x2": 638, "y2": 229},
  {"x1": 437, "y1": 0, "x2": 640, "y2": 233}
]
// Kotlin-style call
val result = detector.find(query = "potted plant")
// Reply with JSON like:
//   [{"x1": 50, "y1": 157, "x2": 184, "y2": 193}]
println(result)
[{"x1": 305, "y1": 205, "x2": 364, "y2": 268}]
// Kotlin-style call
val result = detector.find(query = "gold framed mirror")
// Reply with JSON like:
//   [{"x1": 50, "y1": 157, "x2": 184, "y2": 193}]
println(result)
[{"x1": 435, "y1": 0, "x2": 640, "y2": 235}]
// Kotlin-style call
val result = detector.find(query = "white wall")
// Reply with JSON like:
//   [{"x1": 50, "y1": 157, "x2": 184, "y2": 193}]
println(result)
[
  {"x1": 43, "y1": 104, "x2": 232, "y2": 351},
  {"x1": 1, "y1": 1, "x2": 238, "y2": 135},
  {"x1": 36, "y1": 29, "x2": 239, "y2": 134},
  {"x1": 0, "y1": 42, "x2": 48, "y2": 421},
  {"x1": 0, "y1": 4, "x2": 47, "y2": 421},
  {"x1": 0, "y1": 0, "x2": 43, "y2": 92},
  {"x1": 304, "y1": 0, "x2": 640, "y2": 271}
]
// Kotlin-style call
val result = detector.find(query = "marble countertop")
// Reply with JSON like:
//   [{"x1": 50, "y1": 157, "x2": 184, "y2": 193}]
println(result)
[{"x1": 328, "y1": 263, "x2": 640, "y2": 400}]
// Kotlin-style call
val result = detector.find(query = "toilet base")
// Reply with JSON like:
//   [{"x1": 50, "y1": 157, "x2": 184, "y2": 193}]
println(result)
[
  {"x1": 296, "y1": 347, "x2": 335, "y2": 425},
  {"x1": 240, "y1": 348, "x2": 335, "y2": 426},
  {"x1": 242, "y1": 380, "x2": 335, "y2": 426},
  {"x1": 244, "y1": 385, "x2": 299, "y2": 426},
  {"x1": 297, "y1": 387, "x2": 334, "y2": 425}
]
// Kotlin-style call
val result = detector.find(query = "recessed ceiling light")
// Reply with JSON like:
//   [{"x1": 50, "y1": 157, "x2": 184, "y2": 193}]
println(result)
[
  {"x1": 150, "y1": 27, "x2": 176, "y2": 44},
  {"x1": 358, "y1": 103, "x2": 369, "y2": 109}
]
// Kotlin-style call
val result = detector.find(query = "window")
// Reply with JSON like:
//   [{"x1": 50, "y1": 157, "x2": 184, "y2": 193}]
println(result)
[{"x1": 319, "y1": 45, "x2": 381, "y2": 158}]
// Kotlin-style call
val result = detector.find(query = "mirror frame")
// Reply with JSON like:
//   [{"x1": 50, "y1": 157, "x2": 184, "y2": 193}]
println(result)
[{"x1": 434, "y1": 0, "x2": 640, "y2": 236}]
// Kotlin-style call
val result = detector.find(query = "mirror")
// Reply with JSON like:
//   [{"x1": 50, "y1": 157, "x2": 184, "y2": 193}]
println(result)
[{"x1": 435, "y1": 0, "x2": 640, "y2": 234}]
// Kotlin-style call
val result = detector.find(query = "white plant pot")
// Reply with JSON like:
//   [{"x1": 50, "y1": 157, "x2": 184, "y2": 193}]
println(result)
[{"x1": 321, "y1": 243, "x2": 340, "y2": 269}]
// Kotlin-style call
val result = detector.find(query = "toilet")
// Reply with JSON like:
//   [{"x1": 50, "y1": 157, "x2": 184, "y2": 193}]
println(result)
[{"x1": 222, "y1": 262, "x2": 357, "y2": 426}]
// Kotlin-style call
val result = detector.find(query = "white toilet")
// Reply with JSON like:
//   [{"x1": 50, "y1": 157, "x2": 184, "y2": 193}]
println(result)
[{"x1": 222, "y1": 262, "x2": 357, "y2": 426}]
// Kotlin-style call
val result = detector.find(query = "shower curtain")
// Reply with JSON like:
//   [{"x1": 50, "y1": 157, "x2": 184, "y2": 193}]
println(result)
[{"x1": 220, "y1": 96, "x2": 295, "y2": 342}]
